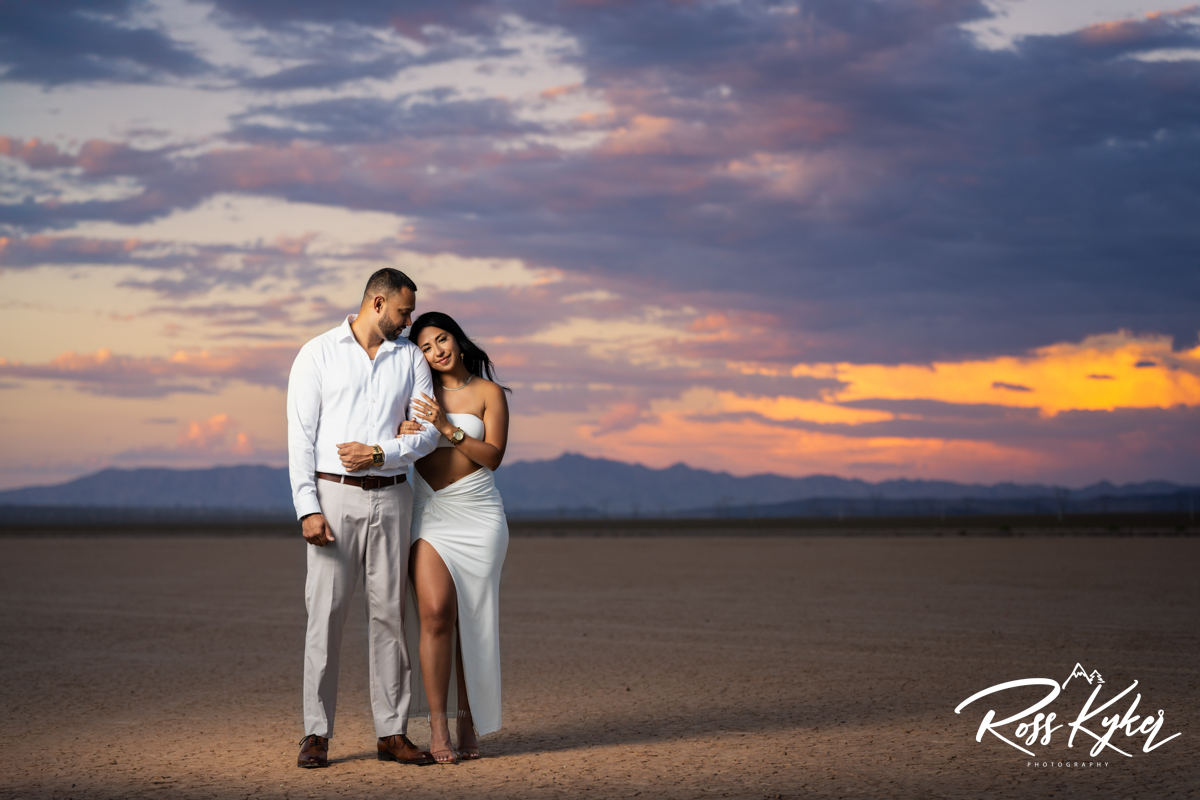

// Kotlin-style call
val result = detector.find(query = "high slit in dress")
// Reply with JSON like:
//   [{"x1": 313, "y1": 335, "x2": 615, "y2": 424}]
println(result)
[{"x1": 406, "y1": 412, "x2": 509, "y2": 735}]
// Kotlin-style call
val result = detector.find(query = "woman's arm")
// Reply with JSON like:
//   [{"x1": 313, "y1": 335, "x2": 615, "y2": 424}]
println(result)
[
  {"x1": 410, "y1": 385, "x2": 509, "y2": 471},
  {"x1": 469, "y1": 383, "x2": 509, "y2": 469}
]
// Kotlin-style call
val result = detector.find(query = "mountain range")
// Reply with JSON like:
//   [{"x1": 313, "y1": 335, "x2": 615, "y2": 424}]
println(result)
[{"x1": 0, "y1": 454, "x2": 1194, "y2": 518}]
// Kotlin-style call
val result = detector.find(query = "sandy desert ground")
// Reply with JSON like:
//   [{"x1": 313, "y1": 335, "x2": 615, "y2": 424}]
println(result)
[{"x1": 1, "y1": 534, "x2": 1197, "y2": 799}]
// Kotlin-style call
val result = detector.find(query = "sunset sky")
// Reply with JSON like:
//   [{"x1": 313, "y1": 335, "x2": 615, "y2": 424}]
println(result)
[{"x1": 1, "y1": 0, "x2": 1198, "y2": 490}]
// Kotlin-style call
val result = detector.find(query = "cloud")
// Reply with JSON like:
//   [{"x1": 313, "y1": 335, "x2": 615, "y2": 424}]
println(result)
[
  {"x1": 547, "y1": 327, "x2": 1200, "y2": 481},
  {"x1": 0, "y1": 136, "x2": 173, "y2": 179},
  {"x1": 0, "y1": 137, "x2": 77, "y2": 170},
  {"x1": 0, "y1": 233, "x2": 143, "y2": 266},
  {"x1": 206, "y1": 0, "x2": 496, "y2": 32},
  {"x1": 592, "y1": 401, "x2": 656, "y2": 436},
  {"x1": 792, "y1": 331, "x2": 1200, "y2": 415},
  {"x1": 573, "y1": 387, "x2": 1200, "y2": 485},
  {"x1": 0, "y1": 0, "x2": 211, "y2": 86},
  {"x1": 3, "y1": 1, "x2": 1200, "y2": 486},
  {"x1": 0, "y1": 233, "x2": 306, "y2": 298},
  {"x1": 580, "y1": 394, "x2": 1042, "y2": 483},
  {"x1": 5, "y1": 2, "x2": 1195, "y2": 363},
  {"x1": 231, "y1": 92, "x2": 543, "y2": 144},
  {"x1": 713, "y1": 392, "x2": 895, "y2": 427},
  {"x1": 0, "y1": 345, "x2": 297, "y2": 397},
  {"x1": 179, "y1": 412, "x2": 234, "y2": 449},
  {"x1": 145, "y1": 294, "x2": 306, "y2": 327},
  {"x1": 178, "y1": 412, "x2": 257, "y2": 455}
]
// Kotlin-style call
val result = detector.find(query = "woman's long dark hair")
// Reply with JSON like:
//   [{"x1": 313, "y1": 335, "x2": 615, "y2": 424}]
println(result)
[{"x1": 408, "y1": 312, "x2": 511, "y2": 393}]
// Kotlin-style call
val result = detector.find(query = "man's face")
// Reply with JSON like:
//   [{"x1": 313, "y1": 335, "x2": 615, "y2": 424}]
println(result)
[{"x1": 377, "y1": 287, "x2": 415, "y2": 341}]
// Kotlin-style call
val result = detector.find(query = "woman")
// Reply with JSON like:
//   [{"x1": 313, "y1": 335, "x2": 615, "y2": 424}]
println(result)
[{"x1": 399, "y1": 312, "x2": 510, "y2": 764}]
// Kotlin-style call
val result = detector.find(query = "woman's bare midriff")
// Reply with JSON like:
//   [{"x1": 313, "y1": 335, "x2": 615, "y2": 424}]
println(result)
[{"x1": 416, "y1": 446, "x2": 482, "y2": 492}]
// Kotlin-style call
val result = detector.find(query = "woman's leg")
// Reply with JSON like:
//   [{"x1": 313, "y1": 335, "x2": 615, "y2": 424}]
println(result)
[
  {"x1": 454, "y1": 633, "x2": 481, "y2": 757},
  {"x1": 410, "y1": 539, "x2": 458, "y2": 762}
]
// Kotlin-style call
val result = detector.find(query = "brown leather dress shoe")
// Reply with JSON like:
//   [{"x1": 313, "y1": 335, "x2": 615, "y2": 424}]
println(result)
[
  {"x1": 297, "y1": 734, "x2": 329, "y2": 768},
  {"x1": 377, "y1": 733, "x2": 435, "y2": 765}
]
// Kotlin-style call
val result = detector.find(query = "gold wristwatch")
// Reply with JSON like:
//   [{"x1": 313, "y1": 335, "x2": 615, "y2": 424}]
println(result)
[
  {"x1": 449, "y1": 428, "x2": 466, "y2": 444},
  {"x1": 371, "y1": 444, "x2": 384, "y2": 465}
]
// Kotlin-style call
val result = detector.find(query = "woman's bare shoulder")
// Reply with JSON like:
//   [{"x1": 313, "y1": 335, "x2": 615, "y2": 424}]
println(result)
[{"x1": 475, "y1": 377, "x2": 509, "y2": 406}]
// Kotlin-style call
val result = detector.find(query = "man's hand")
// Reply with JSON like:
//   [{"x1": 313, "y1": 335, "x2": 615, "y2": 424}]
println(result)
[
  {"x1": 337, "y1": 441, "x2": 375, "y2": 472},
  {"x1": 301, "y1": 513, "x2": 335, "y2": 546}
]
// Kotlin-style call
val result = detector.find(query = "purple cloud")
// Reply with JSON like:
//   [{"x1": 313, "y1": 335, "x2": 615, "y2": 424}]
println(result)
[
  {"x1": 0, "y1": 345, "x2": 297, "y2": 397},
  {"x1": 0, "y1": 0, "x2": 210, "y2": 85},
  {"x1": 1, "y1": 0, "x2": 1197, "y2": 365}
]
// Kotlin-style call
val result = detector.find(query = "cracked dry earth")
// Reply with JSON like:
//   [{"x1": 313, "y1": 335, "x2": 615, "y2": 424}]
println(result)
[{"x1": 1, "y1": 535, "x2": 1197, "y2": 800}]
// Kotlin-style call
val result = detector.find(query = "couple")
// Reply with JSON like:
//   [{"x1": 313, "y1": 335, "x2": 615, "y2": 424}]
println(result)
[{"x1": 286, "y1": 268, "x2": 510, "y2": 768}]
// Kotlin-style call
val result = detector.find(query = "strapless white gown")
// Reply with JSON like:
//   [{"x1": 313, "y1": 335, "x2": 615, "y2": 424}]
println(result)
[{"x1": 406, "y1": 414, "x2": 509, "y2": 735}]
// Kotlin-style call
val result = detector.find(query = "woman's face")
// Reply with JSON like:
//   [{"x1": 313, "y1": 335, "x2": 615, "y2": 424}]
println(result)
[{"x1": 416, "y1": 326, "x2": 461, "y2": 373}]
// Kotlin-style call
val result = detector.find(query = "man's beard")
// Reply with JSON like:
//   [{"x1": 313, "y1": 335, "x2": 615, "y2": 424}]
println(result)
[{"x1": 379, "y1": 316, "x2": 405, "y2": 341}]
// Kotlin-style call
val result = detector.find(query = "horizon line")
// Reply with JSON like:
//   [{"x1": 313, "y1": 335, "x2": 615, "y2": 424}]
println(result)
[{"x1": 1, "y1": 453, "x2": 1196, "y2": 495}]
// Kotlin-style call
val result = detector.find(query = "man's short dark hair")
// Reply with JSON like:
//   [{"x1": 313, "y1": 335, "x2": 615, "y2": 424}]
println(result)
[{"x1": 363, "y1": 268, "x2": 417, "y2": 299}]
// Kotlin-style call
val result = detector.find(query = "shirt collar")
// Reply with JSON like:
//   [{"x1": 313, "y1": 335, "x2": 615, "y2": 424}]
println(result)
[{"x1": 340, "y1": 314, "x2": 400, "y2": 353}]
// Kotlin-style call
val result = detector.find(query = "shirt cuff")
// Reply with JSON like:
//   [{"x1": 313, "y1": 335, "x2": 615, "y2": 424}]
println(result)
[
  {"x1": 380, "y1": 438, "x2": 403, "y2": 470},
  {"x1": 294, "y1": 492, "x2": 322, "y2": 520}
]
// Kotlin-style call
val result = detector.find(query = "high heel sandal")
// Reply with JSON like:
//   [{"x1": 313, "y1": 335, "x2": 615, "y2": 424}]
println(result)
[
  {"x1": 431, "y1": 747, "x2": 459, "y2": 765},
  {"x1": 456, "y1": 711, "x2": 481, "y2": 760},
  {"x1": 429, "y1": 712, "x2": 459, "y2": 764}
]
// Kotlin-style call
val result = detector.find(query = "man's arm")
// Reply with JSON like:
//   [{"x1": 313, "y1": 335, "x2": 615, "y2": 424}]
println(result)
[
  {"x1": 287, "y1": 345, "x2": 324, "y2": 520},
  {"x1": 288, "y1": 346, "x2": 335, "y2": 545},
  {"x1": 379, "y1": 347, "x2": 442, "y2": 469}
]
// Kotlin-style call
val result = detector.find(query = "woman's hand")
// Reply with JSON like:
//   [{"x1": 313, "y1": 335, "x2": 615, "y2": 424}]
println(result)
[
  {"x1": 397, "y1": 419, "x2": 425, "y2": 437},
  {"x1": 411, "y1": 392, "x2": 453, "y2": 437}
]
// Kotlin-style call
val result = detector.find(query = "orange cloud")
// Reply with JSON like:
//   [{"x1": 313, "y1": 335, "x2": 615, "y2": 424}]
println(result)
[
  {"x1": 272, "y1": 232, "x2": 318, "y2": 255},
  {"x1": 599, "y1": 115, "x2": 680, "y2": 155},
  {"x1": 593, "y1": 402, "x2": 655, "y2": 436},
  {"x1": 540, "y1": 83, "x2": 582, "y2": 100},
  {"x1": 1077, "y1": 20, "x2": 1144, "y2": 45},
  {"x1": 0, "y1": 136, "x2": 75, "y2": 168},
  {"x1": 194, "y1": 144, "x2": 350, "y2": 191},
  {"x1": 791, "y1": 332, "x2": 1200, "y2": 415},
  {"x1": 567, "y1": 331, "x2": 1200, "y2": 481},
  {"x1": 178, "y1": 414, "x2": 258, "y2": 456},
  {"x1": 715, "y1": 391, "x2": 893, "y2": 426},
  {"x1": 579, "y1": 404, "x2": 1042, "y2": 481},
  {"x1": 179, "y1": 413, "x2": 235, "y2": 449},
  {"x1": 232, "y1": 431, "x2": 255, "y2": 456}
]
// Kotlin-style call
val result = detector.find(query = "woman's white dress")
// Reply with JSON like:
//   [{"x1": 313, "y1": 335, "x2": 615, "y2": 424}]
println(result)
[{"x1": 407, "y1": 413, "x2": 509, "y2": 735}]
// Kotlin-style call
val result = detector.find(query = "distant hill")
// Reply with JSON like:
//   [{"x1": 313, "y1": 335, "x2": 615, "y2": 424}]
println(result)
[
  {"x1": 493, "y1": 454, "x2": 1192, "y2": 515},
  {"x1": 0, "y1": 465, "x2": 292, "y2": 509},
  {"x1": 0, "y1": 454, "x2": 1194, "y2": 519},
  {"x1": 703, "y1": 493, "x2": 1197, "y2": 519}
]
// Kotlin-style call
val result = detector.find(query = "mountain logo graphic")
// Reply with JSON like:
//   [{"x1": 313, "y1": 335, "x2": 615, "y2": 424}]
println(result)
[{"x1": 1063, "y1": 662, "x2": 1104, "y2": 687}]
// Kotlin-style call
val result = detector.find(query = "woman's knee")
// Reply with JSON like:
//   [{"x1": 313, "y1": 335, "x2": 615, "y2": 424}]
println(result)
[{"x1": 419, "y1": 599, "x2": 456, "y2": 636}]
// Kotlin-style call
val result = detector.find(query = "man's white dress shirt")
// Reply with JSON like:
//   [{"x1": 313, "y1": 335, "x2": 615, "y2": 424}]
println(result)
[{"x1": 287, "y1": 315, "x2": 441, "y2": 519}]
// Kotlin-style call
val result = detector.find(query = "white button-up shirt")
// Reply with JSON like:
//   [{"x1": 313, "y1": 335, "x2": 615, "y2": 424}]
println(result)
[{"x1": 287, "y1": 315, "x2": 441, "y2": 519}]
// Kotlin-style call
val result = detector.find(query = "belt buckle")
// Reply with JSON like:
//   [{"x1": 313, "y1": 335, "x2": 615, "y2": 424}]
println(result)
[{"x1": 362, "y1": 476, "x2": 381, "y2": 491}]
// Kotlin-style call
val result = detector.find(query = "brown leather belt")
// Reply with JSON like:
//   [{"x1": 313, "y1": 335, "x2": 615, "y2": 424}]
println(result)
[{"x1": 316, "y1": 471, "x2": 406, "y2": 490}]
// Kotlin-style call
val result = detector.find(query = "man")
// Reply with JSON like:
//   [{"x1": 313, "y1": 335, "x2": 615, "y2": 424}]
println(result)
[{"x1": 287, "y1": 268, "x2": 442, "y2": 768}]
